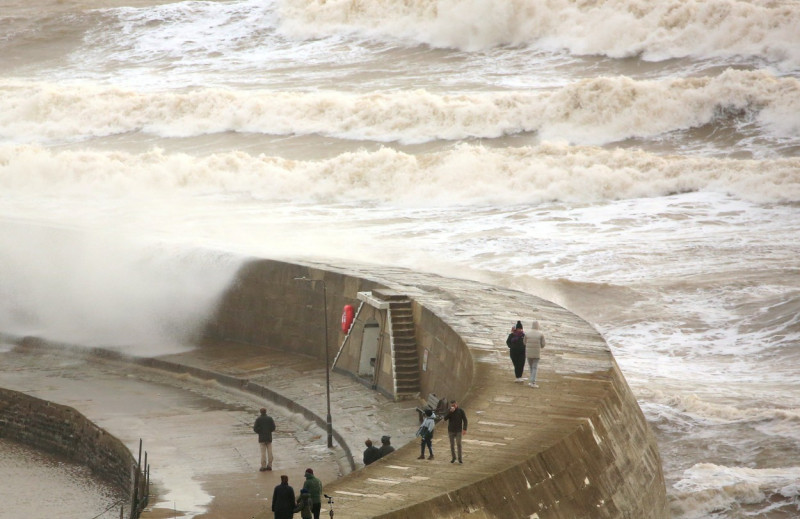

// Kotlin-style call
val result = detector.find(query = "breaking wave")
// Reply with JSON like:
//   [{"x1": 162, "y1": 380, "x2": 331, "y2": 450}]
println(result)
[
  {"x1": 276, "y1": 0, "x2": 800, "y2": 69},
  {"x1": 672, "y1": 463, "x2": 800, "y2": 519},
  {"x1": 1, "y1": 69, "x2": 798, "y2": 146},
  {"x1": 2, "y1": 142, "x2": 798, "y2": 205}
]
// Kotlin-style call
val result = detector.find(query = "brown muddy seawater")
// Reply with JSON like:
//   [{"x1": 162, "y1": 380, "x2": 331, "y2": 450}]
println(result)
[{"x1": 0, "y1": 437, "x2": 126, "y2": 519}]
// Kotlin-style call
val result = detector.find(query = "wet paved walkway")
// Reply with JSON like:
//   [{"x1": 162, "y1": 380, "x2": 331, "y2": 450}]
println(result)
[{"x1": 0, "y1": 337, "x2": 418, "y2": 519}]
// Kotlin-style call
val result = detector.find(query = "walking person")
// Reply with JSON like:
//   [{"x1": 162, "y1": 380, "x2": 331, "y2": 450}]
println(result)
[
  {"x1": 254, "y1": 407, "x2": 276, "y2": 471},
  {"x1": 271, "y1": 475, "x2": 295, "y2": 519},
  {"x1": 416, "y1": 409, "x2": 435, "y2": 460},
  {"x1": 526, "y1": 320, "x2": 546, "y2": 388},
  {"x1": 506, "y1": 320, "x2": 527, "y2": 382},
  {"x1": 363, "y1": 438, "x2": 381, "y2": 466},
  {"x1": 443, "y1": 399, "x2": 468, "y2": 464},
  {"x1": 302, "y1": 468, "x2": 323, "y2": 519}
]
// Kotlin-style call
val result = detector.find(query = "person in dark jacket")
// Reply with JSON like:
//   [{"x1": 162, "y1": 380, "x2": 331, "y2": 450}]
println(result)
[
  {"x1": 506, "y1": 320, "x2": 527, "y2": 382},
  {"x1": 378, "y1": 435, "x2": 395, "y2": 458},
  {"x1": 363, "y1": 438, "x2": 381, "y2": 466},
  {"x1": 254, "y1": 407, "x2": 276, "y2": 471},
  {"x1": 443, "y1": 399, "x2": 468, "y2": 464},
  {"x1": 271, "y1": 475, "x2": 295, "y2": 519}
]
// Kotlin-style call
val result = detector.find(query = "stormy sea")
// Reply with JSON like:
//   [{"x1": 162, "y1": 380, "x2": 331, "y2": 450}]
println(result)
[{"x1": 1, "y1": 0, "x2": 799, "y2": 517}]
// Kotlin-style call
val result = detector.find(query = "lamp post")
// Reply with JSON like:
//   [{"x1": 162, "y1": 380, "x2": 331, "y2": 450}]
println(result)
[{"x1": 294, "y1": 277, "x2": 333, "y2": 449}]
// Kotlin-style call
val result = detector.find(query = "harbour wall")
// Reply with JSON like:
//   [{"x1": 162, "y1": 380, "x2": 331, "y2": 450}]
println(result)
[
  {"x1": 207, "y1": 259, "x2": 669, "y2": 518},
  {"x1": 0, "y1": 388, "x2": 136, "y2": 501},
  {"x1": 203, "y1": 259, "x2": 474, "y2": 408},
  {"x1": 0, "y1": 256, "x2": 668, "y2": 518}
]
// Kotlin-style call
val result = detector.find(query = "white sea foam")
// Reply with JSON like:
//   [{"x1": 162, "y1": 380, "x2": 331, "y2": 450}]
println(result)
[
  {"x1": 88, "y1": 0, "x2": 278, "y2": 60},
  {"x1": 2, "y1": 142, "x2": 798, "y2": 206},
  {"x1": 277, "y1": 0, "x2": 800, "y2": 69},
  {"x1": 672, "y1": 463, "x2": 800, "y2": 518},
  {"x1": 2, "y1": 70, "x2": 797, "y2": 147},
  {"x1": 654, "y1": 393, "x2": 800, "y2": 429}
]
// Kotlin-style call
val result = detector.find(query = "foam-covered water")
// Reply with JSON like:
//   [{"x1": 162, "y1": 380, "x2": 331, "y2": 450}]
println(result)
[
  {"x1": 0, "y1": 438, "x2": 126, "y2": 519},
  {"x1": 1, "y1": 0, "x2": 799, "y2": 517}
]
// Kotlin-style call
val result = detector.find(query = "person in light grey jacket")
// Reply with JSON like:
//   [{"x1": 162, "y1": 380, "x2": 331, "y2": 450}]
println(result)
[
  {"x1": 416, "y1": 409, "x2": 436, "y2": 460},
  {"x1": 526, "y1": 320, "x2": 546, "y2": 388}
]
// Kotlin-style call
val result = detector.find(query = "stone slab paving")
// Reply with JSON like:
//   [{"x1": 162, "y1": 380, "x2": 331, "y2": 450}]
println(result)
[
  {"x1": 155, "y1": 339, "x2": 422, "y2": 479},
  {"x1": 0, "y1": 342, "x2": 343, "y2": 519}
]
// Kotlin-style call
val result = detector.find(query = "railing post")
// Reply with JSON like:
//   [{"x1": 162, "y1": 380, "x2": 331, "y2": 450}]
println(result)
[
  {"x1": 130, "y1": 439, "x2": 142, "y2": 519},
  {"x1": 141, "y1": 451, "x2": 148, "y2": 511},
  {"x1": 145, "y1": 463, "x2": 150, "y2": 507}
]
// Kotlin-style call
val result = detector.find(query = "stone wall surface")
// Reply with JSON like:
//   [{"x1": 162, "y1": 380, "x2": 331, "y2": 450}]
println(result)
[
  {"x1": 333, "y1": 302, "x2": 395, "y2": 396},
  {"x1": 0, "y1": 387, "x2": 134, "y2": 494},
  {"x1": 207, "y1": 259, "x2": 669, "y2": 519}
]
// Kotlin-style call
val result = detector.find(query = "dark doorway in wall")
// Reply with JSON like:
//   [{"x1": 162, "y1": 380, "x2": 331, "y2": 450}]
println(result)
[{"x1": 358, "y1": 321, "x2": 380, "y2": 380}]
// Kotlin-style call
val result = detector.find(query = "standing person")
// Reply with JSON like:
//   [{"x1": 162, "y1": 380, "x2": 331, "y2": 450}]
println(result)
[
  {"x1": 506, "y1": 320, "x2": 527, "y2": 382},
  {"x1": 302, "y1": 468, "x2": 323, "y2": 519},
  {"x1": 271, "y1": 475, "x2": 295, "y2": 519},
  {"x1": 416, "y1": 409, "x2": 435, "y2": 460},
  {"x1": 254, "y1": 407, "x2": 276, "y2": 471},
  {"x1": 378, "y1": 435, "x2": 395, "y2": 458},
  {"x1": 294, "y1": 488, "x2": 313, "y2": 519},
  {"x1": 526, "y1": 320, "x2": 546, "y2": 388},
  {"x1": 443, "y1": 400, "x2": 468, "y2": 464},
  {"x1": 363, "y1": 438, "x2": 381, "y2": 466}
]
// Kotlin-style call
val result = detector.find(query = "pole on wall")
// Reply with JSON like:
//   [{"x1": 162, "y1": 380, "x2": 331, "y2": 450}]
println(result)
[
  {"x1": 131, "y1": 439, "x2": 142, "y2": 517},
  {"x1": 322, "y1": 282, "x2": 333, "y2": 448},
  {"x1": 294, "y1": 276, "x2": 334, "y2": 449}
]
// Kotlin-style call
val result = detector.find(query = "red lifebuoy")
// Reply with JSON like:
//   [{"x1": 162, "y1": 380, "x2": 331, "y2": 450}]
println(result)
[{"x1": 341, "y1": 304, "x2": 355, "y2": 333}]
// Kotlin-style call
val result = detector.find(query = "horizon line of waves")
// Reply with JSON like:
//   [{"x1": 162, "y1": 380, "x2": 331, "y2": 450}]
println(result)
[
  {"x1": 1, "y1": 69, "x2": 797, "y2": 147},
  {"x1": 2, "y1": 141, "x2": 799, "y2": 205},
  {"x1": 670, "y1": 463, "x2": 800, "y2": 519},
  {"x1": 277, "y1": 0, "x2": 800, "y2": 70}
]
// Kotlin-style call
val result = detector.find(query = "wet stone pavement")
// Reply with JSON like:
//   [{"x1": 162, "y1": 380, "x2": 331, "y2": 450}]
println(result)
[{"x1": 0, "y1": 340, "x2": 418, "y2": 518}]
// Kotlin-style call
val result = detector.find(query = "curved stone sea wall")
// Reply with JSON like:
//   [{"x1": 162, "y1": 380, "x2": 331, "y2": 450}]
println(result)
[
  {"x1": 207, "y1": 259, "x2": 669, "y2": 518},
  {"x1": 204, "y1": 259, "x2": 475, "y2": 405},
  {"x1": 0, "y1": 257, "x2": 668, "y2": 518},
  {"x1": 0, "y1": 387, "x2": 135, "y2": 498}
]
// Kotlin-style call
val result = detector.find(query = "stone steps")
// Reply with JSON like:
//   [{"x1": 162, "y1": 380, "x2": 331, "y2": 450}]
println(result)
[{"x1": 390, "y1": 299, "x2": 420, "y2": 398}]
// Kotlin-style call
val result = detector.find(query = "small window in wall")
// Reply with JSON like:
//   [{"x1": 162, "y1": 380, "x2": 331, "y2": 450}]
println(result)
[{"x1": 423, "y1": 348, "x2": 429, "y2": 372}]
